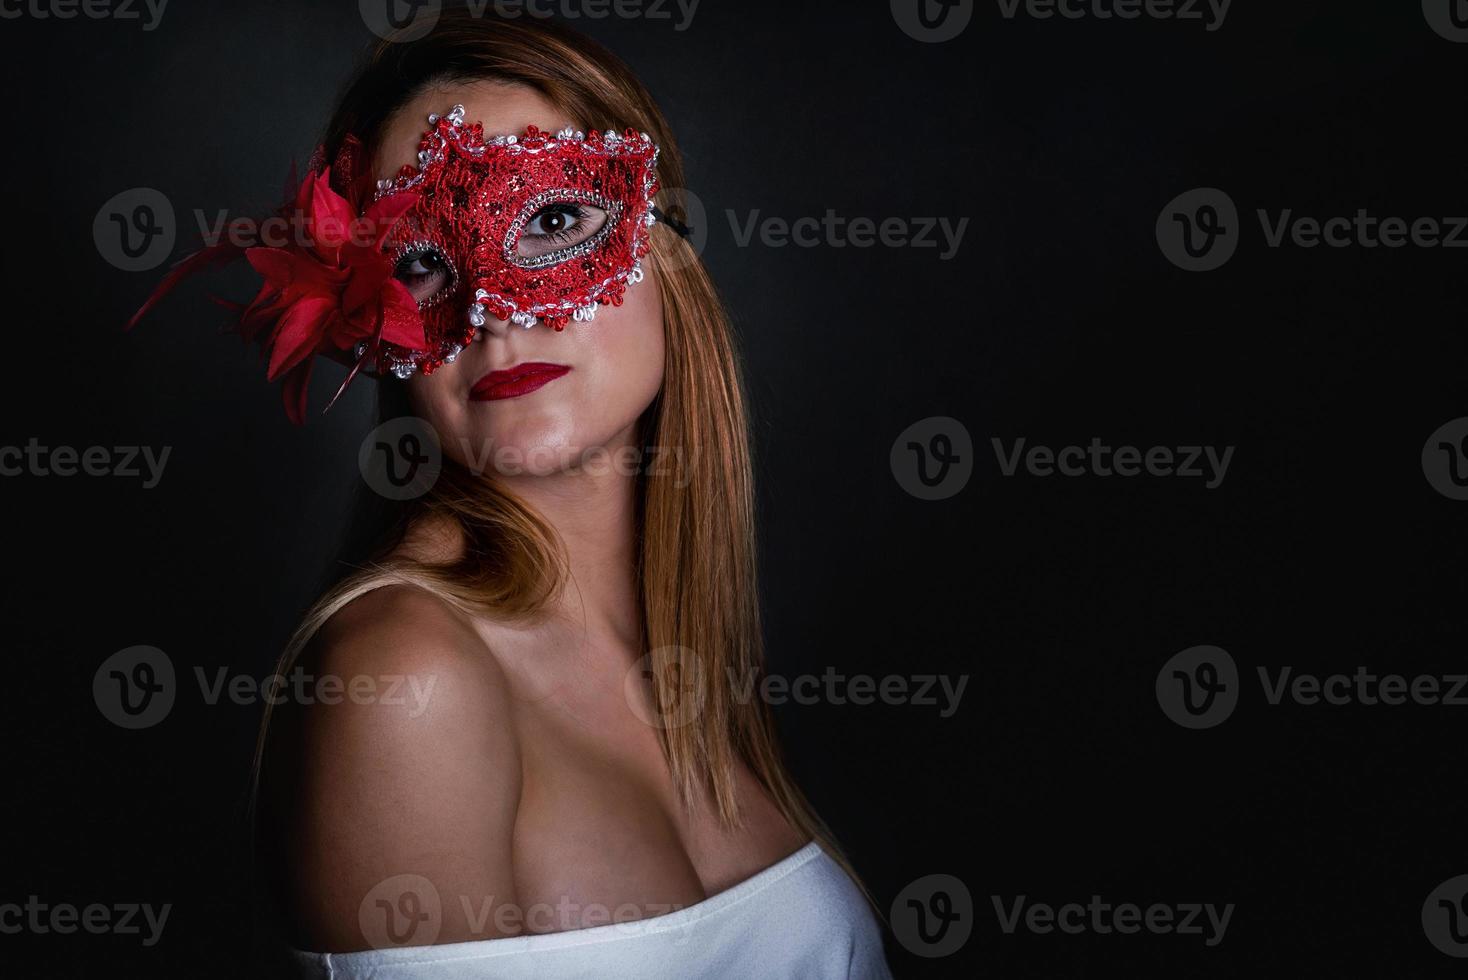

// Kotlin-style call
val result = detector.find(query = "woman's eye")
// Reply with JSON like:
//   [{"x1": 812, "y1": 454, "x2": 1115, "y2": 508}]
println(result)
[
  {"x1": 516, "y1": 202, "x2": 609, "y2": 260},
  {"x1": 393, "y1": 247, "x2": 452, "y2": 303}
]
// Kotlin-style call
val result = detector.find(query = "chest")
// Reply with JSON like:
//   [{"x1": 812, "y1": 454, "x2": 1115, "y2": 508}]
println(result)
[{"x1": 487, "y1": 639, "x2": 803, "y2": 932}]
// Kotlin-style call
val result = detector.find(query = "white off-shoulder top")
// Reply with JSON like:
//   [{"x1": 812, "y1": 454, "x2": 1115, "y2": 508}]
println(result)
[{"x1": 293, "y1": 842, "x2": 891, "y2": 979}]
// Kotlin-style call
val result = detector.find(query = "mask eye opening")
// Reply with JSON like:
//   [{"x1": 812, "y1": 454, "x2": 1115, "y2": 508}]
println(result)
[
  {"x1": 504, "y1": 189, "x2": 624, "y2": 271},
  {"x1": 390, "y1": 239, "x2": 459, "y2": 309}
]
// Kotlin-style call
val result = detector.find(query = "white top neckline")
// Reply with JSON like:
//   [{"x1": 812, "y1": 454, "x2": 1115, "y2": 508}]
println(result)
[
  {"x1": 311, "y1": 841, "x2": 824, "y2": 964},
  {"x1": 293, "y1": 841, "x2": 892, "y2": 978}
]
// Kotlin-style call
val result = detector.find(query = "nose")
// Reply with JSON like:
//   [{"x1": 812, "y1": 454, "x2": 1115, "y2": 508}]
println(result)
[
  {"x1": 467, "y1": 292, "x2": 514, "y2": 340},
  {"x1": 474, "y1": 315, "x2": 513, "y2": 341},
  {"x1": 468, "y1": 288, "x2": 539, "y2": 338}
]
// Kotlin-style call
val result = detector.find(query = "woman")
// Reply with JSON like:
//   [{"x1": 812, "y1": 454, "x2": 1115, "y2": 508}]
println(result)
[{"x1": 138, "y1": 11, "x2": 890, "y2": 979}]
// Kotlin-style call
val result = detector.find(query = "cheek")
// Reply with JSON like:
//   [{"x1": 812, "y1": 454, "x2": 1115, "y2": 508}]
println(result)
[
  {"x1": 576, "y1": 274, "x2": 665, "y2": 431},
  {"x1": 403, "y1": 369, "x2": 472, "y2": 462}
]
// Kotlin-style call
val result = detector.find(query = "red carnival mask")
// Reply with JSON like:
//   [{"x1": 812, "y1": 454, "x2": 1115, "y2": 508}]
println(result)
[
  {"x1": 368, "y1": 103, "x2": 662, "y2": 379},
  {"x1": 129, "y1": 104, "x2": 670, "y2": 422}
]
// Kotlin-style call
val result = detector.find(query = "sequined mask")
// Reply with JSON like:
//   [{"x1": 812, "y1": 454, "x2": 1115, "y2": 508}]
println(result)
[
  {"x1": 128, "y1": 104, "x2": 670, "y2": 423},
  {"x1": 368, "y1": 104, "x2": 662, "y2": 378}
]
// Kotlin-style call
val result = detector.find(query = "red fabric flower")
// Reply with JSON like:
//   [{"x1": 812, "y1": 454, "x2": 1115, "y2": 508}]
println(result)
[
  {"x1": 239, "y1": 168, "x2": 424, "y2": 423},
  {"x1": 128, "y1": 143, "x2": 425, "y2": 425}
]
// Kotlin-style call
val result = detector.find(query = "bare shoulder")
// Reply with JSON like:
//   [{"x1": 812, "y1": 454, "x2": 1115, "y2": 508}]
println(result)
[
  {"x1": 311, "y1": 583, "x2": 515, "y2": 742},
  {"x1": 316, "y1": 581, "x2": 481, "y2": 668},
  {"x1": 274, "y1": 585, "x2": 522, "y2": 952}
]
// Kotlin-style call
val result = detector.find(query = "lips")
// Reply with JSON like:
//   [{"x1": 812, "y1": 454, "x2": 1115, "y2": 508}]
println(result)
[{"x1": 468, "y1": 362, "x2": 572, "y2": 401}]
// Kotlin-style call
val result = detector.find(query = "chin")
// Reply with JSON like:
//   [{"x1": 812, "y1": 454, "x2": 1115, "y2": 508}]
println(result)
[{"x1": 460, "y1": 421, "x2": 586, "y2": 478}]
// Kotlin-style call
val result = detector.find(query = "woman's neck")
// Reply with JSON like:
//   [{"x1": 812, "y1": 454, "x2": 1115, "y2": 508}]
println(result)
[{"x1": 499, "y1": 439, "x2": 643, "y2": 652}]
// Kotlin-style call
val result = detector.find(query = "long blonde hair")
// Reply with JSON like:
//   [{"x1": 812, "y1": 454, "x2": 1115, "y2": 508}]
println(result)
[{"x1": 253, "y1": 10, "x2": 860, "y2": 893}]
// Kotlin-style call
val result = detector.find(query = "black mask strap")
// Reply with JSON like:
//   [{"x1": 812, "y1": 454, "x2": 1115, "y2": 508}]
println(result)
[{"x1": 650, "y1": 204, "x2": 694, "y2": 239}]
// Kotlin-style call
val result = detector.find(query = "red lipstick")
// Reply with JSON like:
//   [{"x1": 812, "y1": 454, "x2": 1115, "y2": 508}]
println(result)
[{"x1": 469, "y1": 362, "x2": 572, "y2": 401}]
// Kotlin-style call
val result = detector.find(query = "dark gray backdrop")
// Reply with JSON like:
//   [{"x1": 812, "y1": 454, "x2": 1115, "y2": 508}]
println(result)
[{"x1": 3, "y1": 0, "x2": 1467, "y2": 976}]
